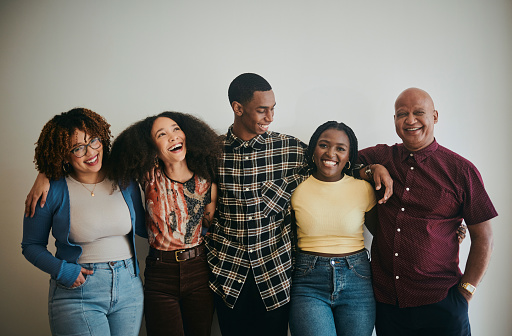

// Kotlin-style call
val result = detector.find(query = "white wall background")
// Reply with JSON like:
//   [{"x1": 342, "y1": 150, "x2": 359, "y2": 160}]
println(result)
[{"x1": 1, "y1": 0, "x2": 510, "y2": 335}]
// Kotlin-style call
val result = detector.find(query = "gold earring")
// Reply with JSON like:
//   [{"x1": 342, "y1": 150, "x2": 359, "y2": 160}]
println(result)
[
  {"x1": 154, "y1": 157, "x2": 159, "y2": 168},
  {"x1": 62, "y1": 162, "x2": 71, "y2": 173}
]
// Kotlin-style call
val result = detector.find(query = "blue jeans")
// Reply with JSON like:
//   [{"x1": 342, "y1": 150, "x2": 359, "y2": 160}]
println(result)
[
  {"x1": 48, "y1": 258, "x2": 144, "y2": 336},
  {"x1": 289, "y1": 250, "x2": 376, "y2": 336}
]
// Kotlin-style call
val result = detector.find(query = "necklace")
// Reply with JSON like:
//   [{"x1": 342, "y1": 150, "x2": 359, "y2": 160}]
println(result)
[{"x1": 79, "y1": 181, "x2": 98, "y2": 197}]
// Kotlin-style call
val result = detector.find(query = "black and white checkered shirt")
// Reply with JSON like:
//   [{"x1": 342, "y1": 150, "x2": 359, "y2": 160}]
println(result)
[{"x1": 206, "y1": 126, "x2": 307, "y2": 310}]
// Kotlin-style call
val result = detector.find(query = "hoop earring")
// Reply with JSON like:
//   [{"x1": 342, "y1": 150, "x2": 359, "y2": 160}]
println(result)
[
  {"x1": 62, "y1": 162, "x2": 71, "y2": 174},
  {"x1": 345, "y1": 161, "x2": 351, "y2": 170},
  {"x1": 154, "y1": 157, "x2": 159, "y2": 168}
]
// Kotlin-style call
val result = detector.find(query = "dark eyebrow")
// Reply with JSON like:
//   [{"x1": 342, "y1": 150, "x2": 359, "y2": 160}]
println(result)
[
  {"x1": 71, "y1": 135, "x2": 94, "y2": 147},
  {"x1": 154, "y1": 123, "x2": 178, "y2": 136},
  {"x1": 318, "y1": 139, "x2": 348, "y2": 147},
  {"x1": 257, "y1": 103, "x2": 277, "y2": 109}
]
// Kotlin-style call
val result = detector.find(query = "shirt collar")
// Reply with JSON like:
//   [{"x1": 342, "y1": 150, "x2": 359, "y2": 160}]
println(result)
[
  {"x1": 225, "y1": 125, "x2": 268, "y2": 151},
  {"x1": 399, "y1": 138, "x2": 439, "y2": 163}
]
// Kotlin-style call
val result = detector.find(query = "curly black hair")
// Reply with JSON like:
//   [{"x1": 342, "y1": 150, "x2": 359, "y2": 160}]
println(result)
[
  {"x1": 108, "y1": 111, "x2": 222, "y2": 188},
  {"x1": 34, "y1": 108, "x2": 112, "y2": 180},
  {"x1": 228, "y1": 73, "x2": 272, "y2": 105},
  {"x1": 306, "y1": 121, "x2": 358, "y2": 176}
]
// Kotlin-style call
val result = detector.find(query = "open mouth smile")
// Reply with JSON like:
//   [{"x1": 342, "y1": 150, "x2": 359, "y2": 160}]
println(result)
[
  {"x1": 85, "y1": 155, "x2": 99, "y2": 165},
  {"x1": 168, "y1": 143, "x2": 183, "y2": 152},
  {"x1": 321, "y1": 160, "x2": 338, "y2": 167},
  {"x1": 258, "y1": 123, "x2": 270, "y2": 131}
]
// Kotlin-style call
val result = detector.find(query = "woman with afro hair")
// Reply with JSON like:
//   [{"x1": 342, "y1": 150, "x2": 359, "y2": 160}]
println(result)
[
  {"x1": 22, "y1": 108, "x2": 146, "y2": 335},
  {"x1": 108, "y1": 111, "x2": 222, "y2": 336}
]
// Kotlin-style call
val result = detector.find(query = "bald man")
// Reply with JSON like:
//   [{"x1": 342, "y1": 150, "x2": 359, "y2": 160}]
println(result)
[{"x1": 358, "y1": 88, "x2": 497, "y2": 335}]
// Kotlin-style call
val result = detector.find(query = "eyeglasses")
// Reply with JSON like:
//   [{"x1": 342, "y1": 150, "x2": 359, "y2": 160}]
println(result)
[{"x1": 70, "y1": 137, "x2": 102, "y2": 158}]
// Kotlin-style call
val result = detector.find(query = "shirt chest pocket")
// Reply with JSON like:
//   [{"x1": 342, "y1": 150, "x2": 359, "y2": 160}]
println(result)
[
  {"x1": 260, "y1": 179, "x2": 292, "y2": 217},
  {"x1": 407, "y1": 188, "x2": 461, "y2": 219}
]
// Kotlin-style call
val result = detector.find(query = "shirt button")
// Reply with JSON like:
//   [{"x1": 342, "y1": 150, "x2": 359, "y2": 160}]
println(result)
[
  {"x1": 406, "y1": 187, "x2": 410, "y2": 191},
  {"x1": 396, "y1": 276, "x2": 400, "y2": 279},
  {"x1": 401, "y1": 208, "x2": 405, "y2": 211},
  {"x1": 245, "y1": 156, "x2": 249, "y2": 160},
  {"x1": 245, "y1": 188, "x2": 249, "y2": 191},
  {"x1": 331, "y1": 260, "x2": 335, "y2": 265},
  {"x1": 238, "y1": 280, "x2": 242, "y2": 284},
  {"x1": 410, "y1": 166, "x2": 414, "y2": 170},
  {"x1": 248, "y1": 216, "x2": 253, "y2": 220},
  {"x1": 395, "y1": 253, "x2": 398, "y2": 256},
  {"x1": 410, "y1": 153, "x2": 414, "y2": 157},
  {"x1": 397, "y1": 228, "x2": 401, "y2": 232},
  {"x1": 249, "y1": 249, "x2": 253, "y2": 253}
]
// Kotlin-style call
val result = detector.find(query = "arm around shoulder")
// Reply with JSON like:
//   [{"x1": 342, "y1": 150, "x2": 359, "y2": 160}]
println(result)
[
  {"x1": 358, "y1": 164, "x2": 393, "y2": 204},
  {"x1": 25, "y1": 172, "x2": 51, "y2": 217},
  {"x1": 128, "y1": 181, "x2": 148, "y2": 239},
  {"x1": 202, "y1": 182, "x2": 217, "y2": 229}
]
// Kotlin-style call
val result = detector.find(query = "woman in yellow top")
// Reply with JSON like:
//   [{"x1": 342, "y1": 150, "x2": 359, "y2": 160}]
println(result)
[{"x1": 289, "y1": 121, "x2": 378, "y2": 336}]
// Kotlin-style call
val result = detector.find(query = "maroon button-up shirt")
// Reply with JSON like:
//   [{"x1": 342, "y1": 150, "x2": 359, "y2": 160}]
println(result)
[{"x1": 359, "y1": 140, "x2": 497, "y2": 308}]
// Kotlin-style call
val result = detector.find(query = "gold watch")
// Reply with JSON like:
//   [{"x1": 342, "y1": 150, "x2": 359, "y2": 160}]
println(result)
[
  {"x1": 459, "y1": 282, "x2": 476, "y2": 295},
  {"x1": 365, "y1": 164, "x2": 374, "y2": 180}
]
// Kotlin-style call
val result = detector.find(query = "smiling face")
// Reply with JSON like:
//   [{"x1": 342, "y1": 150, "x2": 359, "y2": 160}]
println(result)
[
  {"x1": 151, "y1": 117, "x2": 187, "y2": 164},
  {"x1": 232, "y1": 90, "x2": 275, "y2": 141},
  {"x1": 67, "y1": 129, "x2": 103, "y2": 182},
  {"x1": 312, "y1": 128, "x2": 350, "y2": 182},
  {"x1": 394, "y1": 88, "x2": 438, "y2": 152}
]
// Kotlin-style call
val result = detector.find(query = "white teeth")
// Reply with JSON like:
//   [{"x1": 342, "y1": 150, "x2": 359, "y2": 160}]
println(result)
[
  {"x1": 322, "y1": 160, "x2": 337, "y2": 166},
  {"x1": 259, "y1": 124, "x2": 269, "y2": 130},
  {"x1": 169, "y1": 144, "x2": 183, "y2": 151},
  {"x1": 407, "y1": 127, "x2": 421, "y2": 131},
  {"x1": 85, "y1": 156, "x2": 98, "y2": 164}
]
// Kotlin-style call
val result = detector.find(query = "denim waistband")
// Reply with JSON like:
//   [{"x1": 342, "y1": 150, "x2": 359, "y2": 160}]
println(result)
[
  {"x1": 80, "y1": 257, "x2": 134, "y2": 270},
  {"x1": 296, "y1": 249, "x2": 369, "y2": 263}
]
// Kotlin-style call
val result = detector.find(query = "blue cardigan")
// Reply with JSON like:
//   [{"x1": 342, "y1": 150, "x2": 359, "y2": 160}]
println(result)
[{"x1": 22, "y1": 178, "x2": 147, "y2": 288}]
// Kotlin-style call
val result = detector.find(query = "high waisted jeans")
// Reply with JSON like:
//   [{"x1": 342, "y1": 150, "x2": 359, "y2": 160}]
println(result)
[
  {"x1": 48, "y1": 258, "x2": 144, "y2": 336},
  {"x1": 289, "y1": 250, "x2": 376, "y2": 336}
]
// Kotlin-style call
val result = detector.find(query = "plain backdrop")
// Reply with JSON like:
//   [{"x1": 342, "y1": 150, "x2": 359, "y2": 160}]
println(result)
[{"x1": 1, "y1": 1, "x2": 510, "y2": 335}]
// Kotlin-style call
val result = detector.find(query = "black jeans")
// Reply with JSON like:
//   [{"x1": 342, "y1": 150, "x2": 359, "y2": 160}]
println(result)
[
  {"x1": 144, "y1": 247, "x2": 214, "y2": 336},
  {"x1": 375, "y1": 285, "x2": 471, "y2": 336},
  {"x1": 214, "y1": 271, "x2": 290, "y2": 336}
]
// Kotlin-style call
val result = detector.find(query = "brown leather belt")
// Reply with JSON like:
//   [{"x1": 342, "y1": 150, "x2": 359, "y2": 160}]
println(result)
[{"x1": 148, "y1": 244, "x2": 205, "y2": 262}]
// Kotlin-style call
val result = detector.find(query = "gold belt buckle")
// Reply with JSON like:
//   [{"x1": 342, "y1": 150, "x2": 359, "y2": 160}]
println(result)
[{"x1": 175, "y1": 249, "x2": 185, "y2": 262}]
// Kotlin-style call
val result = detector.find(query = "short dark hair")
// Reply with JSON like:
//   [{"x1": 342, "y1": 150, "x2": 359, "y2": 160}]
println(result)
[
  {"x1": 228, "y1": 73, "x2": 272, "y2": 105},
  {"x1": 108, "y1": 111, "x2": 222, "y2": 188},
  {"x1": 306, "y1": 121, "x2": 359, "y2": 175},
  {"x1": 34, "y1": 108, "x2": 112, "y2": 180}
]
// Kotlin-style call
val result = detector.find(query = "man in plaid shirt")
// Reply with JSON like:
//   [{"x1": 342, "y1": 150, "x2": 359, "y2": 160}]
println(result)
[{"x1": 205, "y1": 73, "x2": 308, "y2": 336}]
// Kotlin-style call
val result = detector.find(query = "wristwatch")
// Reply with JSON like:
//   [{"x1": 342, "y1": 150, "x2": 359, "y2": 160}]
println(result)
[
  {"x1": 365, "y1": 164, "x2": 374, "y2": 180},
  {"x1": 459, "y1": 282, "x2": 476, "y2": 295}
]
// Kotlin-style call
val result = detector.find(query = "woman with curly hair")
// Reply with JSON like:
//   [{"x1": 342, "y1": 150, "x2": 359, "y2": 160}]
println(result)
[
  {"x1": 22, "y1": 108, "x2": 146, "y2": 336},
  {"x1": 108, "y1": 111, "x2": 222, "y2": 336},
  {"x1": 289, "y1": 121, "x2": 378, "y2": 336}
]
